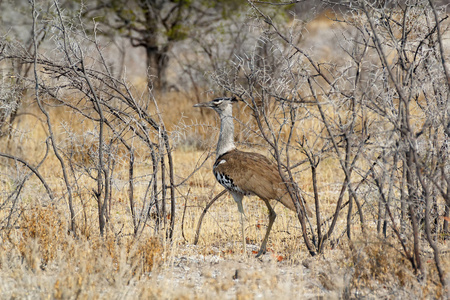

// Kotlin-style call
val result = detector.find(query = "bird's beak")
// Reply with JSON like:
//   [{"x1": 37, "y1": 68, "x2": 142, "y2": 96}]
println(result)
[{"x1": 193, "y1": 101, "x2": 212, "y2": 108}]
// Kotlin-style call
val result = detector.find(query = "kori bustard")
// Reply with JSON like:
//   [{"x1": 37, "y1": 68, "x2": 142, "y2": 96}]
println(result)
[{"x1": 194, "y1": 97, "x2": 311, "y2": 257}]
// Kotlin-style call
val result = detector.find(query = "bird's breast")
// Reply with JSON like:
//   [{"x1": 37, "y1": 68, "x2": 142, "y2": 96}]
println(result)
[
  {"x1": 213, "y1": 170, "x2": 251, "y2": 196},
  {"x1": 213, "y1": 158, "x2": 252, "y2": 196}
]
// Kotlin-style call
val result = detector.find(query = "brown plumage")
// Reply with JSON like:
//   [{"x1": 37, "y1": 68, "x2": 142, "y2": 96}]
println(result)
[
  {"x1": 213, "y1": 149, "x2": 297, "y2": 212},
  {"x1": 194, "y1": 97, "x2": 311, "y2": 257}
]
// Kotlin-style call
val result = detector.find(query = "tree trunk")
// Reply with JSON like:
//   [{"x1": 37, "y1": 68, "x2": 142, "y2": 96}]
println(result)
[{"x1": 146, "y1": 44, "x2": 170, "y2": 91}]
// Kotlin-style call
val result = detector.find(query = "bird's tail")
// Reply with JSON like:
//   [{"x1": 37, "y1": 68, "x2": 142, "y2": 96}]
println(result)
[{"x1": 279, "y1": 190, "x2": 313, "y2": 218}]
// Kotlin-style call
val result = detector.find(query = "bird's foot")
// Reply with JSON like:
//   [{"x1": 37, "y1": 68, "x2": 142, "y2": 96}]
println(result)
[{"x1": 255, "y1": 248, "x2": 266, "y2": 258}]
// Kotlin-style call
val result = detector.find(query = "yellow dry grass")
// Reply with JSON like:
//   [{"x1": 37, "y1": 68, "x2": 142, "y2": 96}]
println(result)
[{"x1": 0, "y1": 89, "x2": 447, "y2": 299}]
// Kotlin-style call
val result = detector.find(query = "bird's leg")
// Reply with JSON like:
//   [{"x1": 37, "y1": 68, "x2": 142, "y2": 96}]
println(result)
[
  {"x1": 231, "y1": 192, "x2": 246, "y2": 254},
  {"x1": 239, "y1": 209, "x2": 246, "y2": 255},
  {"x1": 256, "y1": 199, "x2": 276, "y2": 258}
]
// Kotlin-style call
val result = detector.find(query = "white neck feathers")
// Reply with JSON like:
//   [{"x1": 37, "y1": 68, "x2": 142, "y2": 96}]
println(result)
[{"x1": 216, "y1": 105, "x2": 236, "y2": 157}]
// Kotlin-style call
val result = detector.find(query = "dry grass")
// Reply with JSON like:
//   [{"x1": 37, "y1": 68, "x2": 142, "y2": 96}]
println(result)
[
  {"x1": 0, "y1": 3, "x2": 449, "y2": 297},
  {"x1": 0, "y1": 90, "x2": 447, "y2": 299}
]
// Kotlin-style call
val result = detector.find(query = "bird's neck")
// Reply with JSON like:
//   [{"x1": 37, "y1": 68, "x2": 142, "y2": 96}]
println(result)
[{"x1": 217, "y1": 108, "x2": 236, "y2": 157}]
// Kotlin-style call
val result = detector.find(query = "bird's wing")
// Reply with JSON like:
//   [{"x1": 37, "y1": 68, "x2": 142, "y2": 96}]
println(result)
[
  {"x1": 214, "y1": 150, "x2": 312, "y2": 215},
  {"x1": 214, "y1": 150, "x2": 290, "y2": 204}
]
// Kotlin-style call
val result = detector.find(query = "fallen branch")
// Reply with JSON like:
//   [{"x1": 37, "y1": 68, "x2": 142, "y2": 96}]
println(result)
[
  {"x1": 0, "y1": 151, "x2": 54, "y2": 201},
  {"x1": 193, "y1": 189, "x2": 227, "y2": 245}
]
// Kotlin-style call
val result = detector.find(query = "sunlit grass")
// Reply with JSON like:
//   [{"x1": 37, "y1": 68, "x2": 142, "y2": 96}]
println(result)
[{"x1": 0, "y1": 88, "x2": 447, "y2": 299}]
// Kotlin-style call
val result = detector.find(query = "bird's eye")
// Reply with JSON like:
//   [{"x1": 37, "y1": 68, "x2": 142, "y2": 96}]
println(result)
[{"x1": 212, "y1": 99, "x2": 223, "y2": 105}]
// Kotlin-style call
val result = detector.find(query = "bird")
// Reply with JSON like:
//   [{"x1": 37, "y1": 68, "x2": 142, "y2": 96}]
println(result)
[{"x1": 194, "y1": 97, "x2": 311, "y2": 257}]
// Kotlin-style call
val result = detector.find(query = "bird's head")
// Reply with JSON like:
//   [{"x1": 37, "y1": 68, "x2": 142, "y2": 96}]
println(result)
[{"x1": 194, "y1": 97, "x2": 237, "y2": 114}]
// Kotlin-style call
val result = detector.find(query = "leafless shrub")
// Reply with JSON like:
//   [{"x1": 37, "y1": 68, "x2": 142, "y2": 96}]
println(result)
[
  {"x1": 0, "y1": 0, "x2": 448, "y2": 296},
  {"x1": 213, "y1": 0, "x2": 449, "y2": 292},
  {"x1": 0, "y1": 47, "x2": 26, "y2": 140},
  {"x1": 0, "y1": 0, "x2": 191, "y2": 242}
]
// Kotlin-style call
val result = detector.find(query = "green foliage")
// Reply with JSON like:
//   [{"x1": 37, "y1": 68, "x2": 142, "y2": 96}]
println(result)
[
  {"x1": 200, "y1": 0, "x2": 247, "y2": 18},
  {"x1": 174, "y1": 0, "x2": 193, "y2": 5},
  {"x1": 167, "y1": 24, "x2": 189, "y2": 41}
]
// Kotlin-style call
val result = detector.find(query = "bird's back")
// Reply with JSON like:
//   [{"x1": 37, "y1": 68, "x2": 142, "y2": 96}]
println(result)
[{"x1": 213, "y1": 149, "x2": 298, "y2": 212}]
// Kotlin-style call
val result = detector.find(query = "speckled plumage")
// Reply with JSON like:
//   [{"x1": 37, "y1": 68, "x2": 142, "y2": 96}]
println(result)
[
  {"x1": 194, "y1": 97, "x2": 311, "y2": 257},
  {"x1": 213, "y1": 149, "x2": 297, "y2": 211}
]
